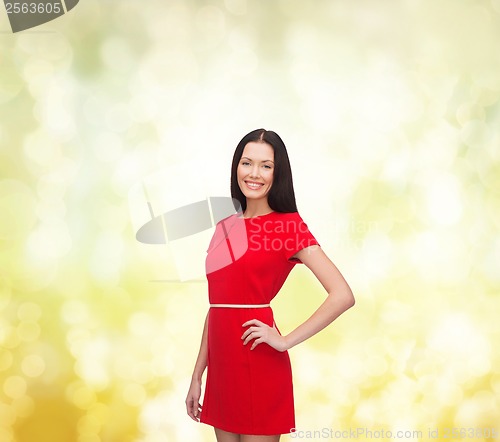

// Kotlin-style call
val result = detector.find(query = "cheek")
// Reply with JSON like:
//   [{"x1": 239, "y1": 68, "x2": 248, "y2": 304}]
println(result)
[
  {"x1": 266, "y1": 170, "x2": 274, "y2": 184},
  {"x1": 236, "y1": 165, "x2": 244, "y2": 179}
]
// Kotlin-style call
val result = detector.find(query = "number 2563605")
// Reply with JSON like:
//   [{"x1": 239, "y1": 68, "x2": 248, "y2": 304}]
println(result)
[{"x1": 5, "y1": 2, "x2": 62, "y2": 14}]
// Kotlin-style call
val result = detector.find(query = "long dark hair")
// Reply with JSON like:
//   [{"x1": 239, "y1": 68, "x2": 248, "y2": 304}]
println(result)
[{"x1": 230, "y1": 129, "x2": 298, "y2": 213}]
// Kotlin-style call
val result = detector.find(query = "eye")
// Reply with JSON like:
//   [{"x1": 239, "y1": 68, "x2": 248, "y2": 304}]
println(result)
[
  {"x1": 241, "y1": 161, "x2": 250, "y2": 166},
  {"x1": 263, "y1": 164, "x2": 272, "y2": 169}
]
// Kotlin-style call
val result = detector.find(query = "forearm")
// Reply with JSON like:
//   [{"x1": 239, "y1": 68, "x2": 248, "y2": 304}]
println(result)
[
  {"x1": 284, "y1": 288, "x2": 355, "y2": 350},
  {"x1": 191, "y1": 311, "x2": 209, "y2": 382}
]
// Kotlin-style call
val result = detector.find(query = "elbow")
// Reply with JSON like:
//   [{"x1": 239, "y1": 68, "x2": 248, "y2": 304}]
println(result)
[
  {"x1": 344, "y1": 288, "x2": 355, "y2": 310},
  {"x1": 338, "y1": 287, "x2": 355, "y2": 311},
  {"x1": 327, "y1": 287, "x2": 355, "y2": 311}
]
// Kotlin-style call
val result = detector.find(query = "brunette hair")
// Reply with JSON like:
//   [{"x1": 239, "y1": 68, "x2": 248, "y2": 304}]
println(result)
[{"x1": 230, "y1": 129, "x2": 298, "y2": 213}]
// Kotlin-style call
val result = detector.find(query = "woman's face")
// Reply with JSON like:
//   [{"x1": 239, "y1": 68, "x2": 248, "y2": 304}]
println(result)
[{"x1": 237, "y1": 141, "x2": 274, "y2": 202}]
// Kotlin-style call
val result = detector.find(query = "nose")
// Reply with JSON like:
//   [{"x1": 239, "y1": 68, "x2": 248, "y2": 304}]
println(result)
[{"x1": 249, "y1": 164, "x2": 260, "y2": 178}]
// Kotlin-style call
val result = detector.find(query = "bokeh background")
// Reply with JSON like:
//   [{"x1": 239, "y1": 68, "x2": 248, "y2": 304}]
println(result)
[{"x1": 1, "y1": 0, "x2": 500, "y2": 441}]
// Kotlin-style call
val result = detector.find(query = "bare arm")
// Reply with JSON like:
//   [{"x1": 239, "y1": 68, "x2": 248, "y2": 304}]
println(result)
[
  {"x1": 185, "y1": 310, "x2": 209, "y2": 421},
  {"x1": 191, "y1": 311, "x2": 209, "y2": 381},
  {"x1": 283, "y1": 245, "x2": 355, "y2": 349},
  {"x1": 242, "y1": 245, "x2": 355, "y2": 351}
]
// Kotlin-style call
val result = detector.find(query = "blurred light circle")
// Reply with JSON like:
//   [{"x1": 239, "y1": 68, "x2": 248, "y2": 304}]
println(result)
[
  {"x1": 0, "y1": 63, "x2": 24, "y2": 104},
  {"x1": 88, "y1": 231, "x2": 124, "y2": 284},
  {"x1": 2, "y1": 324, "x2": 20, "y2": 349},
  {"x1": 456, "y1": 102, "x2": 485, "y2": 126},
  {"x1": 92, "y1": 132, "x2": 124, "y2": 163},
  {"x1": 337, "y1": 353, "x2": 364, "y2": 382},
  {"x1": 26, "y1": 220, "x2": 73, "y2": 261},
  {"x1": 21, "y1": 355, "x2": 46, "y2": 378},
  {"x1": 0, "y1": 401, "x2": 16, "y2": 426},
  {"x1": 23, "y1": 129, "x2": 62, "y2": 170},
  {"x1": 16, "y1": 31, "x2": 72, "y2": 62},
  {"x1": 113, "y1": 354, "x2": 136, "y2": 380},
  {"x1": 0, "y1": 276, "x2": 11, "y2": 312},
  {"x1": 473, "y1": 389, "x2": 497, "y2": 411},
  {"x1": 151, "y1": 353, "x2": 175, "y2": 377},
  {"x1": 66, "y1": 328, "x2": 91, "y2": 359},
  {"x1": 105, "y1": 103, "x2": 131, "y2": 133},
  {"x1": 67, "y1": 383, "x2": 97, "y2": 410},
  {"x1": 17, "y1": 302, "x2": 42, "y2": 322},
  {"x1": 0, "y1": 349, "x2": 13, "y2": 371},
  {"x1": 88, "y1": 402, "x2": 110, "y2": 426},
  {"x1": 129, "y1": 93, "x2": 159, "y2": 123},
  {"x1": 16, "y1": 321, "x2": 41, "y2": 342},
  {"x1": 77, "y1": 414, "x2": 101, "y2": 436},
  {"x1": 74, "y1": 338, "x2": 111, "y2": 389},
  {"x1": 461, "y1": 119, "x2": 492, "y2": 148},
  {"x1": 11, "y1": 395, "x2": 35, "y2": 418},
  {"x1": 364, "y1": 355, "x2": 389, "y2": 377},
  {"x1": 100, "y1": 37, "x2": 135, "y2": 73},
  {"x1": 471, "y1": 68, "x2": 500, "y2": 91},
  {"x1": 129, "y1": 362, "x2": 153, "y2": 385},
  {"x1": 423, "y1": 172, "x2": 463, "y2": 226},
  {"x1": 0, "y1": 179, "x2": 37, "y2": 241},
  {"x1": 32, "y1": 78, "x2": 77, "y2": 142},
  {"x1": 61, "y1": 300, "x2": 90, "y2": 325},
  {"x1": 3, "y1": 376, "x2": 27, "y2": 399},
  {"x1": 122, "y1": 383, "x2": 147, "y2": 407},
  {"x1": 224, "y1": 0, "x2": 247, "y2": 15},
  {"x1": 467, "y1": 353, "x2": 491, "y2": 378},
  {"x1": 227, "y1": 48, "x2": 259, "y2": 77},
  {"x1": 196, "y1": 5, "x2": 226, "y2": 43},
  {"x1": 454, "y1": 397, "x2": 492, "y2": 426},
  {"x1": 128, "y1": 312, "x2": 155, "y2": 337}
]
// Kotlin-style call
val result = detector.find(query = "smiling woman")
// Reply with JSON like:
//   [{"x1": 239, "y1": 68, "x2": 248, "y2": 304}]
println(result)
[
  {"x1": 230, "y1": 130, "x2": 299, "y2": 218},
  {"x1": 185, "y1": 129, "x2": 355, "y2": 442},
  {"x1": 237, "y1": 142, "x2": 275, "y2": 210}
]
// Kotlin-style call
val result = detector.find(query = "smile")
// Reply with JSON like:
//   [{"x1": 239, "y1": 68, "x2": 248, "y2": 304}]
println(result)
[{"x1": 245, "y1": 181, "x2": 264, "y2": 190}]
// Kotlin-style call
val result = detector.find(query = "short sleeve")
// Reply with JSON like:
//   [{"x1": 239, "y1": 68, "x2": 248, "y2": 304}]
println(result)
[
  {"x1": 206, "y1": 228, "x2": 217, "y2": 253},
  {"x1": 206, "y1": 218, "x2": 228, "y2": 253},
  {"x1": 281, "y1": 212, "x2": 320, "y2": 264}
]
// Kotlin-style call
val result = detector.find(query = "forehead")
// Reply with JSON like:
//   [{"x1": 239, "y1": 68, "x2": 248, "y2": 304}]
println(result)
[{"x1": 241, "y1": 142, "x2": 274, "y2": 160}]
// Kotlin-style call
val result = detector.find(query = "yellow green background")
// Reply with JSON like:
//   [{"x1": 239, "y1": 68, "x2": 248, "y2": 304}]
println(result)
[{"x1": 1, "y1": 0, "x2": 500, "y2": 441}]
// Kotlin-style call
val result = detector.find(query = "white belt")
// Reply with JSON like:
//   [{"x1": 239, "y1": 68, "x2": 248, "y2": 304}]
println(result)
[{"x1": 210, "y1": 303, "x2": 270, "y2": 308}]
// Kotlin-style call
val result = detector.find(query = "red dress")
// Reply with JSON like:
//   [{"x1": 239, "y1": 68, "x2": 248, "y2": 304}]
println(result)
[{"x1": 199, "y1": 211, "x2": 320, "y2": 435}]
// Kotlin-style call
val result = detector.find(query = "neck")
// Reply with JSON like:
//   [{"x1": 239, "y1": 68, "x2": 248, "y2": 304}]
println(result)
[{"x1": 243, "y1": 200, "x2": 273, "y2": 218}]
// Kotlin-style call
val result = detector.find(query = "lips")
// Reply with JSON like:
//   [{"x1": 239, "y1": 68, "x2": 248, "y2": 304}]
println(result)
[{"x1": 245, "y1": 181, "x2": 264, "y2": 190}]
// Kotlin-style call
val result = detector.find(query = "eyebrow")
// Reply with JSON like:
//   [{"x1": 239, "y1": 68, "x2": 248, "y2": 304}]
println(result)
[{"x1": 241, "y1": 157, "x2": 274, "y2": 163}]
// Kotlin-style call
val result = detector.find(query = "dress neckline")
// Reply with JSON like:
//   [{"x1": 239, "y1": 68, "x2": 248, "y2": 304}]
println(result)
[{"x1": 236, "y1": 211, "x2": 276, "y2": 220}]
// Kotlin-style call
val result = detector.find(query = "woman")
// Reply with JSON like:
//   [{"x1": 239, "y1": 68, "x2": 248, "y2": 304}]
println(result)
[{"x1": 186, "y1": 129, "x2": 355, "y2": 442}]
